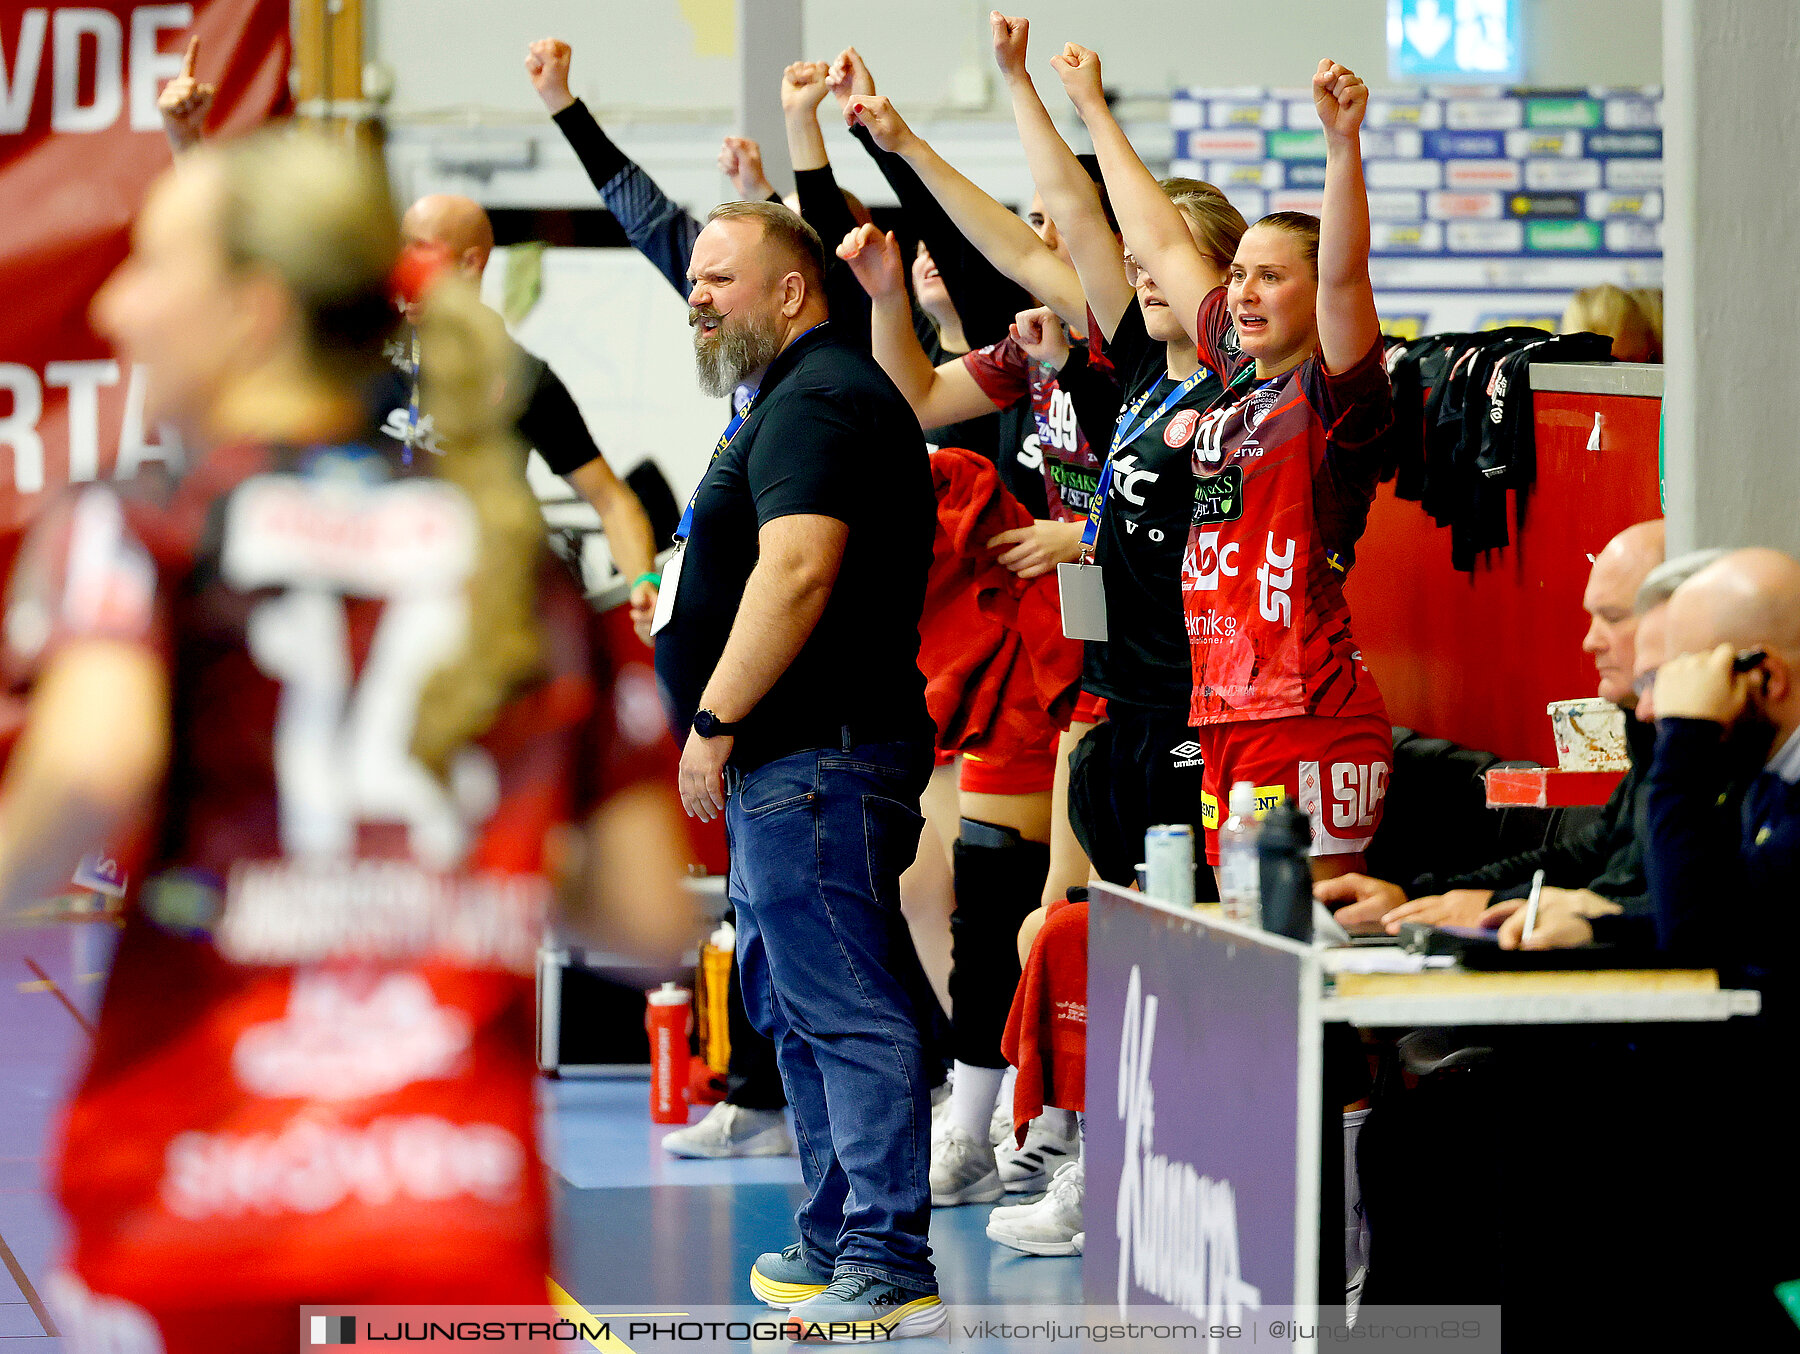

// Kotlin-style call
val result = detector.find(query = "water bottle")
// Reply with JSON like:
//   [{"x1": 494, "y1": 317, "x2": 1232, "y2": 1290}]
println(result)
[
  {"x1": 1217, "y1": 781, "x2": 1263, "y2": 927},
  {"x1": 1144, "y1": 824, "x2": 1197, "y2": 905},
  {"x1": 645, "y1": 982, "x2": 693, "y2": 1124},
  {"x1": 1258, "y1": 802, "x2": 1314, "y2": 943}
]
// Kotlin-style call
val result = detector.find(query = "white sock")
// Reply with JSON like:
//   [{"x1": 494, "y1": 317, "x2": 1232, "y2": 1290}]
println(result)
[
  {"x1": 950, "y1": 1062, "x2": 1005, "y2": 1141},
  {"x1": 1038, "y1": 1107, "x2": 1076, "y2": 1139}
]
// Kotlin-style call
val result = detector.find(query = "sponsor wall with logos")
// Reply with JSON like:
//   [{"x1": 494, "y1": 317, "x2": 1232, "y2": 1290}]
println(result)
[
  {"x1": 1170, "y1": 86, "x2": 1664, "y2": 337},
  {"x1": 0, "y1": 0, "x2": 292, "y2": 528}
]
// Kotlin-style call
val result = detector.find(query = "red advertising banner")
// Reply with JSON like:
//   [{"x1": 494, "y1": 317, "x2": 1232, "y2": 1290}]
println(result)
[{"x1": 1, "y1": 1, "x2": 291, "y2": 527}]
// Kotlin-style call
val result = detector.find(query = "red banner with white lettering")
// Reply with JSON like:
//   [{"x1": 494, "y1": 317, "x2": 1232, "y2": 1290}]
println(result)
[{"x1": 0, "y1": 1, "x2": 290, "y2": 527}]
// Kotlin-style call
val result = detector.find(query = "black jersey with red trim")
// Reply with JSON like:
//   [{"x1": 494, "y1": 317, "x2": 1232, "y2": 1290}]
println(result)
[{"x1": 1084, "y1": 300, "x2": 1223, "y2": 711}]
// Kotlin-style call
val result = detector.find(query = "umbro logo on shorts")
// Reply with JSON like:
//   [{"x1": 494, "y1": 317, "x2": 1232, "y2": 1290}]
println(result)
[{"x1": 1170, "y1": 741, "x2": 1203, "y2": 770}]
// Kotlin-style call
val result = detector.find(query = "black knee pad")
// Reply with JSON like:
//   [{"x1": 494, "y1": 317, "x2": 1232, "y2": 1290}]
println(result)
[{"x1": 947, "y1": 820, "x2": 1050, "y2": 1066}]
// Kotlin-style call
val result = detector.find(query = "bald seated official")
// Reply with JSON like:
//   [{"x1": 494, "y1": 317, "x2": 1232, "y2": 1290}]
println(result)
[
  {"x1": 1318, "y1": 519, "x2": 1667, "y2": 933},
  {"x1": 1631, "y1": 547, "x2": 1800, "y2": 1346},
  {"x1": 1487, "y1": 546, "x2": 1726, "y2": 949},
  {"x1": 1637, "y1": 549, "x2": 1800, "y2": 982},
  {"x1": 391, "y1": 194, "x2": 662, "y2": 641}
]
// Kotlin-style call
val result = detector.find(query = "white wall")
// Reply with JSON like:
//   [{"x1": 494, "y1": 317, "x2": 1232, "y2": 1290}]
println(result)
[
  {"x1": 376, "y1": 0, "x2": 1663, "y2": 122},
  {"x1": 484, "y1": 247, "x2": 725, "y2": 521},
  {"x1": 386, "y1": 0, "x2": 1665, "y2": 550},
  {"x1": 380, "y1": 0, "x2": 1664, "y2": 214},
  {"x1": 1660, "y1": 0, "x2": 1800, "y2": 556}
]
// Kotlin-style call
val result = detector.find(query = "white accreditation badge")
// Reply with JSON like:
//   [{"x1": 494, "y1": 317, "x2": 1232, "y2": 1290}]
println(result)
[
  {"x1": 650, "y1": 544, "x2": 684, "y2": 636},
  {"x1": 1057, "y1": 560, "x2": 1108, "y2": 641}
]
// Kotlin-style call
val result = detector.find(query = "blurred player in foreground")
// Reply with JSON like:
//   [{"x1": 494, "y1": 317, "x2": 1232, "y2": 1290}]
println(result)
[{"x1": 0, "y1": 132, "x2": 692, "y2": 1353}]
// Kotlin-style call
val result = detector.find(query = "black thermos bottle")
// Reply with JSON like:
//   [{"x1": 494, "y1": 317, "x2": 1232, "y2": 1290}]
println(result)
[{"x1": 1258, "y1": 803, "x2": 1314, "y2": 943}]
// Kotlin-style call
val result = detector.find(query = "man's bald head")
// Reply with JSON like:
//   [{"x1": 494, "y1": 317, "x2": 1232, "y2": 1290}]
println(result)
[
  {"x1": 1582, "y1": 519, "x2": 1666, "y2": 705},
  {"x1": 401, "y1": 194, "x2": 496, "y2": 280},
  {"x1": 1667, "y1": 548, "x2": 1800, "y2": 657},
  {"x1": 1601, "y1": 520, "x2": 1666, "y2": 580},
  {"x1": 1666, "y1": 548, "x2": 1800, "y2": 746}
]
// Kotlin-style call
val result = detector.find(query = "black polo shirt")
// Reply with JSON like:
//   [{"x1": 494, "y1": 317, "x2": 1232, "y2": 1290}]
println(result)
[
  {"x1": 369, "y1": 334, "x2": 606, "y2": 478},
  {"x1": 654, "y1": 323, "x2": 935, "y2": 770}
]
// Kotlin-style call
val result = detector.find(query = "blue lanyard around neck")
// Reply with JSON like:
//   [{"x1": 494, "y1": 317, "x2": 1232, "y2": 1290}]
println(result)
[
  {"x1": 1080, "y1": 368, "x2": 1210, "y2": 555},
  {"x1": 676, "y1": 397, "x2": 757, "y2": 544},
  {"x1": 673, "y1": 323, "x2": 827, "y2": 545}
]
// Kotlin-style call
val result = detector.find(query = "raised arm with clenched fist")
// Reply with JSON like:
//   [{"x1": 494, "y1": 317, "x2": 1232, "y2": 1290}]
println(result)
[
  {"x1": 844, "y1": 94, "x2": 921, "y2": 159},
  {"x1": 989, "y1": 11, "x2": 1031, "y2": 82},
  {"x1": 718, "y1": 135, "x2": 775, "y2": 202},
  {"x1": 1312, "y1": 58, "x2": 1369, "y2": 143},
  {"x1": 835, "y1": 224, "x2": 906, "y2": 300},
  {"x1": 1049, "y1": 43, "x2": 1105, "y2": 115},
  {"x1": 780, "y1": 61, "x2": 832, "y2": 116},
  {"x1": 524, "y1": 39, "x2": 576, "y2": 116},
  {"x1": 781, "y1": 61, "x2": 833, "y2": 173},
  {"x1": 826, "y1": 47, "x2": 877, "y2": 116}
]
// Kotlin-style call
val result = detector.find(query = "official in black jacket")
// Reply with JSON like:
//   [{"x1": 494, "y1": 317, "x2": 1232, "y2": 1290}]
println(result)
[
  {"x1": 1640, "y1": 551, "x2": 1800, "y2": 997},
  {"x1": 1321, "y1": 520, "x2": 1666, "y2": 931}
]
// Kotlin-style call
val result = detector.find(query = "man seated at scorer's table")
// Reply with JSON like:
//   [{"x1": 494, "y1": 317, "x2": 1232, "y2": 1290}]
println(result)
[{"x1": 1315, "y1": 520, "x2": 1666, "y2": 935}]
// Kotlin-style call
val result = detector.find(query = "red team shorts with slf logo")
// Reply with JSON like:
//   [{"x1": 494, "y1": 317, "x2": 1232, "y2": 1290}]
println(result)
[{"x1": 1194, "y1": 711, "x2": 1392, "y2": 865}]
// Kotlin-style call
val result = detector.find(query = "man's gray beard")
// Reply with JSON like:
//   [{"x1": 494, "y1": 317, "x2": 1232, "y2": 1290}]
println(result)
[{"x1": 695, "y1": 315, "x2": 784, "y2": 399}]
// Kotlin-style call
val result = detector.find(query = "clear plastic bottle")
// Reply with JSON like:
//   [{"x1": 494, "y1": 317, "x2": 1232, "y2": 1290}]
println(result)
[{"x1": 1218, "y1": 781, "x2": 1263, "y2": 928}]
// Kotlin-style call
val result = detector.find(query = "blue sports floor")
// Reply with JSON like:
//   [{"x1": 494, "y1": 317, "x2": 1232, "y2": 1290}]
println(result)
[{"x1": 0, "y1": 921, "x2": 1081, "y2": 1350}]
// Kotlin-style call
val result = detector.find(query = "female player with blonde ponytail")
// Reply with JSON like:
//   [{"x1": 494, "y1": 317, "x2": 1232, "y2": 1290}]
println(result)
[{"x1": 0, "y1": 131, "x2": 690, "y2": 1352}]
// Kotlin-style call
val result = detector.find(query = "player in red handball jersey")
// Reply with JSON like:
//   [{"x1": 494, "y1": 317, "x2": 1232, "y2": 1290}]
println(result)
[
  {"x1": 0, "y1": 134, "x2": 692, "y2": 1354},
  {"x1": 1062, "y1": 52, "x2": 1393, "y2": 874}
]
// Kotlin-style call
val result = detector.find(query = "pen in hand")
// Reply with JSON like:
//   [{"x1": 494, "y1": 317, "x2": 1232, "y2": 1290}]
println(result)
[{"x1": 1521, "y1": 868, "x2": 1545, "y2": 946}]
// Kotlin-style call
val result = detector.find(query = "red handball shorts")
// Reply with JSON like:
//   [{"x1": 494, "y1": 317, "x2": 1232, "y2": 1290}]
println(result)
[
  {"x1": 942, "y1": 691, "x2": 1107, "y2": 796},
  {"x1": 959, "y1": 738, "x2": 1058, "y2": 796},
  {"x1": 1069, "y1": 690, "x2": 1108, "y2": 728},
  {"x1": 1194, "y1": 711, "x2": 1392, "y2": 865}
]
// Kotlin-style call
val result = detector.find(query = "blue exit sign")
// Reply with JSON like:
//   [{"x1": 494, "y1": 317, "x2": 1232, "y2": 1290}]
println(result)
[{"x1": 1389, "y1": 0, "x2": 1525, "y2": 81}]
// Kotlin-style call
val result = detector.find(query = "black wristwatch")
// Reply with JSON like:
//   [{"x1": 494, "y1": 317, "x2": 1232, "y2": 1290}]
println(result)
[{"x1": 693, "y1": 709, "x2": 741, "y2": 739}]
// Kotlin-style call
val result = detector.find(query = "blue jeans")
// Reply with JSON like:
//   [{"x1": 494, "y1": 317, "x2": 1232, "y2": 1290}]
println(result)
[{"x1": 726, "y1": 738, "x2": 937, "y2": 1293}]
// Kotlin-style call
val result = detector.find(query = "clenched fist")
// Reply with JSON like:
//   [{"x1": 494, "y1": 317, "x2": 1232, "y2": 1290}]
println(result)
[
  {"x1": 1011, "y1": 306, "x2": 1070, "y2": 369},
  {"x1": 781, "y1": 61, "x2": 832, "y2": 116},
  {"x1": 836, "y1": 224, "x2": 906, "y2": 300},
  {"x1": 1051, "y1": 43, "x2": 1104, "y2": 114},
  {"x1": 718, "y1": 135, "x2": 774, "y2": 201},
  {"x1": 827, "y1": 47, "x2": 876, "y2": 114},
  {"x1": 1312, "y1": 59, "x2": 1368, "y2": 141},
  {"x1": 525, "y1": 39, "x2": 575, "y2": 116},
  {"x1": 990, "y1": 12, "x2": 1031, "y2": 81},
  {"x1": 844, "y1": 94, "x2": 920, "y2": 157}
]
